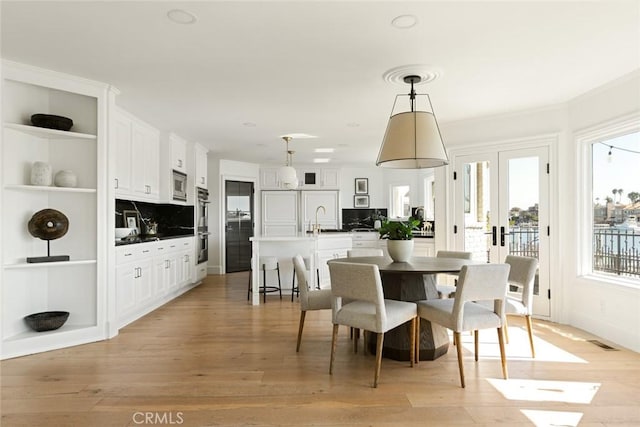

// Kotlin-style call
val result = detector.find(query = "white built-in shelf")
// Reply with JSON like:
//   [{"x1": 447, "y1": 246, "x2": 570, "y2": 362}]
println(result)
[
  {"x1": 4, "y1": 184, "x2": 97, "y2": 193},
  {"x1": 3, "y1": 259, "x2": 97, "y2": 270},
  {"x1": 3, "y1": 123, "x2": 97, "y2": 140},
  {"x1": 3, "y1": 324, "x2": 96, "y2": 343}
]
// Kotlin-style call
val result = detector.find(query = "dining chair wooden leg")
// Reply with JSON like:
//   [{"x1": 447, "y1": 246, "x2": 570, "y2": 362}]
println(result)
[
  {"x1": 503, "y1": 316, "x2": 510, "y2": 343},
  {"x1": 525, "y1": 314, "x2": 536, "y2": 358},
  {"x1": 353, "y1": 329, "x2": 359, "y2": 354},
  {"x1": 373, "y1": 332, "x2": 384, "y2": 388},
  {"x1": 296, "y1": 310, "x2": 306, "y2": 352},
  {"x1": 414, "y1": 319, "x2": 420, "y2": 364},
  {"x1": 329, "y1": 323, "x2": 339, "y2": 375},
  {"x1": 454, "y1": 331, "x2": 465, "y2": 388},
  {"x1": 474, "y1": 330, "x2": 479, "y2": 361},
  {"x1": 409, "y1": 318, "x2": 416, "y2": 368},
  {"x1": 363, "y1": 330, "x2": 368, "y2": 355},
  {"x1": 497, "y1": 326, "x2": 508, "y2": 380}
]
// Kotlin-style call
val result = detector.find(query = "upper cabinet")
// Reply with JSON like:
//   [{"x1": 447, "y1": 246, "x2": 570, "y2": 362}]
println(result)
[
  {"x1": 1, "y1": 60, "x2": 111, "y2": 359},
  {"x1": 194, "y1": 143, "x2": 208, "y2": 189},
  {"x1": 260, "y1": 167, "x2": 340, "y2": 190},
  {"x1": 112, "y1": 108, "x2": 160, "y2": 201},
  {"x1": 169, "y1": 133, "x2": 187, "y2": 174}
]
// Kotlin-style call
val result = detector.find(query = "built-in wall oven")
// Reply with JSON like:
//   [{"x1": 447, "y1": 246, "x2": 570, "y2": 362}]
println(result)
[{"x1": 197, "y1": 188, "x2": 210, "y2": 264}]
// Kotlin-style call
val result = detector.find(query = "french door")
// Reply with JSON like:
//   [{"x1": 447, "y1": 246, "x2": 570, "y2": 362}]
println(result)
[{"x1": 453, "y1": 146, "x2": 550, "y2": 317}]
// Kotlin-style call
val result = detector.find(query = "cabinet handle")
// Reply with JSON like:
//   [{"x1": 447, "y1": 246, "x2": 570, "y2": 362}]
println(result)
[
  {"x1": 124, "y1": 253, "x2": 132, "y2": 257},
  {"x1": 115, "y1": 178, "x2": 119, "y2": 189},
  {"x1": 178, "y1": 159, "x2": 183, "y2": 167},
  {"x1": 165, "y1": 260, "x2": 170, "y2": 269},
  {"x1": 143, "y1": 250, "x2": 150, "y2": 253},
  {"x1": 200, "y1": 177, "x2": 205, "y2": 184}
]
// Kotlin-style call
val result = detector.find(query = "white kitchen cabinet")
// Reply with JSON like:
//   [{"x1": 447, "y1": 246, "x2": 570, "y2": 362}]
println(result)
[
  {"x1": 301, "y1": 191, "x2": 339, "y2": 231},
  {"x1": 351, "y1": 231, "x2": 380, "y2": 248},
  {"x1": 321, "y1": 168, "x2": 340, "y2": 189},
  {"x1": 260, "y1": 168, "x2": 281, "y2": 189},
  {"x1": 315, "y1": 236, "x2": 352, "y2": 288},
  {"x1": 413, "y1": 239, "x2": 435, "y2": 257},
  {"x1": 1, "y1": 61, "x2": 111, "y2": 359},
  {"x1": 113, "y1": 113, "x2": 133, "y2": 193},
  {"x1": 115, "y1": 237, "x2": 196, "y2": 329},
  {"x1": 113, "y1": 108, "x2": 160, "y2": 201},
  {"x1": 131, "y1": 121, "x2": 160, "y2": 199},
  {"x1": 170, "y1": 133, "x2": 187, "y2": 173},
  {"x1": 262, "y1": 191, "x2": 299, "y2": 236},
  {"x1": 194, "y1": 143, "x2": 208, "y2": 189}
]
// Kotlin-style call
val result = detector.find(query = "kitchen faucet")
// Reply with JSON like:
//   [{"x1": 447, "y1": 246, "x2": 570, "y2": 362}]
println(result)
[{"x1": 314, "y1": 205, "x2": 326, "y2": 234}]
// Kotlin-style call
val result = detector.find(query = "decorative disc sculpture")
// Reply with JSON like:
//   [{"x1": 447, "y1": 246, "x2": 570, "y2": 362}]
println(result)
[{"x1": 26, "y1": 208, "x2": 70, "y2": 263}]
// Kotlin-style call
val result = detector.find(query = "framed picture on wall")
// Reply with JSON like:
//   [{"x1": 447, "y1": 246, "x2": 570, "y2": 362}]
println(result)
[
  {"x1": 354, "y1": 195, "x2": 370, "y2": 208},
  {"x1": 355, "y1": 178, "x2": 368, "y2": 194}
]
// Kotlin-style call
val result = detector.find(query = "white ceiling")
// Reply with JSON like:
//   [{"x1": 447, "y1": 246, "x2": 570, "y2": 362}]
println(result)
[{"x1": 2, "y1": 1, "x2": 639, "y2": 166}]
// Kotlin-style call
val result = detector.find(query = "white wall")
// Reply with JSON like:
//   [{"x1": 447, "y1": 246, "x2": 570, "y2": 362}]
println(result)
[
  {"x1": 564, "y1": 71, "x2": 640, "y2": 352},
  {"x1": 438, "y1": 71, "x2": 640, "y2": 352}
]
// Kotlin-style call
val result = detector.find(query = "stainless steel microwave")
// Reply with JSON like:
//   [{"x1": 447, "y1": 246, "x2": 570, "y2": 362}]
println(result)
[{"x1": 172, "y1": 170, "x2": 188, "y2": 202}]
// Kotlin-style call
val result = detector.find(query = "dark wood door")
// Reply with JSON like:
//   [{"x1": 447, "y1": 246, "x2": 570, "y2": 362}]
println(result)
[{"x1": 225, "y1": 180, "x2": 254, "y2": 273}]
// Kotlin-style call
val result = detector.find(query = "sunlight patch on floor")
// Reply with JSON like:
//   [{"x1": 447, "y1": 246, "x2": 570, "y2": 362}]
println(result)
[
  {"x1": 487, "y1": 378, "x2": 600, "y2": 404},
  {"x1": 460, "y1": 327, "x2": 587, "y2": 363},
  {"x1": 521, "y1": 409, "x2": 583, "y2": 427}
]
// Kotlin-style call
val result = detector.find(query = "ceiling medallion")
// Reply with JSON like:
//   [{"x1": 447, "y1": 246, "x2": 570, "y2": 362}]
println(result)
[{"x1": 382, "y1": 65, "x2": 441, "y2": 87}]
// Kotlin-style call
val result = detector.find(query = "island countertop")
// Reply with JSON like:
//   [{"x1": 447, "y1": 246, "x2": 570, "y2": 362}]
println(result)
[{"x1": 249, "y1": 232, "x2": 354, "y2": 242}]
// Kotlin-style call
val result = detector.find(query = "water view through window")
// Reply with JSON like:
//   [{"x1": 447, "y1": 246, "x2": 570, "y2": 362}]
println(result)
[{"x1": 592, "y1": 131, "x2": 640, "y2": 279}]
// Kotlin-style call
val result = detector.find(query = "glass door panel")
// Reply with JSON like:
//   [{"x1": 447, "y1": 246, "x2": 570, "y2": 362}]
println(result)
[{"x1": 225, "y1": 180, "x2": 254, "y2": 273}]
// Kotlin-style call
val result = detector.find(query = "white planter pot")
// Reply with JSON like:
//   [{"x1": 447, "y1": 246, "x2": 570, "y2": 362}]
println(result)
[{"x1": 387, "y1": 239, "x2": 414, "y2": 263}]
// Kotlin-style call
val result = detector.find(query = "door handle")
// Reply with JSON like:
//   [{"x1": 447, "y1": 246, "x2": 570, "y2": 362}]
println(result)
[
  {"x1": 484, "y1": 226, "x2": 497, "y2": 246},
  {"x1": 500, "y1": 226, "x2": 510, "y2": 247}
]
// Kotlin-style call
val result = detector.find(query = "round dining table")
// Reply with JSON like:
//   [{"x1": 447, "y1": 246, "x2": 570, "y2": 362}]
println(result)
[{"x1": 329, "y1": 255, "x2": 473, "y2": 361}]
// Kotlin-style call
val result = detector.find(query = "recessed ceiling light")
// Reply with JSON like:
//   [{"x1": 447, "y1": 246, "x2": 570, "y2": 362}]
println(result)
[
  {"x1": 314, "y1": 148, "x2": 334, "y2": 153},
  {"x1": 391, "y1": 14, "x2": 418, "y2": 29},
  {"x1": 313, "y1": 158, "x2": 330, "y2": 163},
  {"x1": 167, "y1": 9, "x2": 198, "y2": 25},
  {"x1": 243, "y1": 122, "x2": 256, "y2": 127}
]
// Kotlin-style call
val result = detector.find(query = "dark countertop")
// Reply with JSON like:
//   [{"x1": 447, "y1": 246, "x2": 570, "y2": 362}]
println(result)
[{"x1": 115, "y1": 233, "x2": 195, "y2": 246}]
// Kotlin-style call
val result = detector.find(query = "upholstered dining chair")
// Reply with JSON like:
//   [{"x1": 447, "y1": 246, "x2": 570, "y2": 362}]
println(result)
[
  {"x1": 347, "y1": 248, "x2": 384, "y2": 257},
  {"x1": 416, "y1": 263, "x2": 510, "y2": 388},
  {"x1": 434, "y1": 250, "x2": 473, "y2": 298},
  {"x1": 328, "y1": 261, "x2": 417, "y2": 388},
  {"x1": 476, "y1": 255, "x2": 538, "y2": 358},
  {"x1": 293, "y1": 255, "x2": 333, "y2": 352}
]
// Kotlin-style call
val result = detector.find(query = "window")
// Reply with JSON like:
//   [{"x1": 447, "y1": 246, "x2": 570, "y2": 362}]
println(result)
[
  {"x1": 390, "y1": 184, "x2": 410, "y2": 218},
  {"x1": 582, "y1": 121, "x2": 640, "y2": 283}
]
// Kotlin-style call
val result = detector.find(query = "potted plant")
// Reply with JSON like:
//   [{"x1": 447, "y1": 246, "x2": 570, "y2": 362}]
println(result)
[{"x1": 379, "y1": 217, "x2": 420, "y2": 262}]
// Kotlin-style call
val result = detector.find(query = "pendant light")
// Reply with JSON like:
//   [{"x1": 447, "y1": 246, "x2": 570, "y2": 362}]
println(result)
[
  {"x1": 376, "y1": 75, "x2": 448, "y2": 168},
  {"x1": 278, "y1": 136, "x2": 298, "y2": 189}
]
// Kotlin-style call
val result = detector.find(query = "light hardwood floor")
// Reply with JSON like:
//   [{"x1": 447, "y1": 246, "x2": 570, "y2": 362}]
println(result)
[{"x1": 2, "y1": 273, "x2": 639, "y2": 426}]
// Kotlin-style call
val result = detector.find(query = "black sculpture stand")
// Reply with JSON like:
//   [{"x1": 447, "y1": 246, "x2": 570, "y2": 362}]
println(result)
[{"x1": 27, "y1": 240, "x2": 69, "y2": 263}]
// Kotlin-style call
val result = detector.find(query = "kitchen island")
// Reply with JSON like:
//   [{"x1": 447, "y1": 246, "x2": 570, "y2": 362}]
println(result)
[{"x1": 248, "y1": 233, "x2": 352, "y2": 305}]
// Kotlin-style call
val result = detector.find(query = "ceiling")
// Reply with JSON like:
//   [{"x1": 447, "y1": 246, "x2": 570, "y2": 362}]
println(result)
[{"x1": 2, "y1": 1, "x2": 639, "y2": 166}]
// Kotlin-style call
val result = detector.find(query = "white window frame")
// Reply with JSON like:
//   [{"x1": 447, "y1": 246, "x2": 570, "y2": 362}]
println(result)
[
  {"x1": 389, "y1": 183, "x2": 411, "y2": 219},
  {"x1": 576, "y1": 112, "x2": 640, "y2": 286}
]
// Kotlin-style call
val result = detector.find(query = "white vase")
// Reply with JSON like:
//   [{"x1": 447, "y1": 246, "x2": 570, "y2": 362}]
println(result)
[
  {"x1": 30, "y1": 161, "x2": 52, "y2": 186},
  {"x1": 387, "y1": 239, "x2": 414, "y2": 262},
  {"x1": 54, "y1": 170, "x2": 77, "y2": 188}
]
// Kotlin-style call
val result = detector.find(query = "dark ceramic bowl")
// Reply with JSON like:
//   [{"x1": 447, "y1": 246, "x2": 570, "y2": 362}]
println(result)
[
  {"x1": 31, "y1": 114, "x2": 73, "y2": 131},
  {"x1": 24, "y1": 311, "x2": 69, "y2": 332}
]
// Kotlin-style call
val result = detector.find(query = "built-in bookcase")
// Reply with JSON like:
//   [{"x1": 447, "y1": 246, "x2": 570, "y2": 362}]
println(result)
[{"x1": 1, "y1": 61, "x2": 110, "y2": 359}]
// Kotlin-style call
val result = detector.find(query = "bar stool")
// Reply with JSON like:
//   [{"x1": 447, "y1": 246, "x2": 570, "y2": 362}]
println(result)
[{"x1": 247, "y1": 256, "x2": 282, "y2": 303}]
